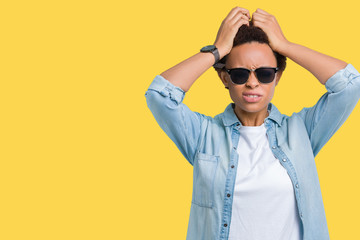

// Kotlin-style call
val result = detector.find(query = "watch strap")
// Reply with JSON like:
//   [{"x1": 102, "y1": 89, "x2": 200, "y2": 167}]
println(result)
[
  {"x1": 200, "y1": 45, "x2": 221, "y2": 66},
  {"x1": 212, "y1": 48, "x2": 220, "y2": 66}
]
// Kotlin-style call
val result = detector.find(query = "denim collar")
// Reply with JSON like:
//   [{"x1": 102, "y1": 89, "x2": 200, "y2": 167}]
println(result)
[{"x1": 221, "y1": 102, "x2": 283, "y2": 127}]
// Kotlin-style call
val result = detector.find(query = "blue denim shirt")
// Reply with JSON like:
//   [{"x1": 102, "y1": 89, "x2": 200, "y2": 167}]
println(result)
[{"x1": 145, "y1": 63, "x2": 360, "y2": 240}]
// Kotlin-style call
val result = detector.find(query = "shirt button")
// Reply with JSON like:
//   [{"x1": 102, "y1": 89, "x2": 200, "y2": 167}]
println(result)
[
  {"x1": 231, "y1": 165, "x2": 235, "y2": 168},
  {"x1": 300, "y1": 213, "x2": 303, "y2": 218},
  {"x1": 224, "y1": 223, "x2": 228, "y2": 227},
  {"x1": 296, "y1": 184, "x2": 299, "y2": 188},
  {"x1": 272, "y1": 146, "x2": 276, "y2": 149},
  {"x1": 233, "y1": 147, "x2": 236, "y2": 150},
  {"x1": 227, "y1": 193, "x2": 231, "y2": 197},
  {"x1": 282, "y1": 158, "x2": 287, "y2": 162}
]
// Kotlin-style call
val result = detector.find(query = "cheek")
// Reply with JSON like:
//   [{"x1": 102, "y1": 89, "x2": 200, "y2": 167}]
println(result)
[
  {"x1": 265, "y1": 85, "x2": 276, "y2": 99},
  {"x1": 229, "y1": 85, "x2": 244, "y2": 98}
]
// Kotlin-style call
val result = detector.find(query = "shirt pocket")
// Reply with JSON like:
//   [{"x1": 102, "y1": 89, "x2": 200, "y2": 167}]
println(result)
[{"x1": 192, "y1": 152, "x2": 220, "y2": 208}]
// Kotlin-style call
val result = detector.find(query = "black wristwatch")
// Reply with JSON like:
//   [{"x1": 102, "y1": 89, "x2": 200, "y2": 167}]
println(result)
[{"x1": 200, "y1": 45, "x2": 220, "y2": 65}]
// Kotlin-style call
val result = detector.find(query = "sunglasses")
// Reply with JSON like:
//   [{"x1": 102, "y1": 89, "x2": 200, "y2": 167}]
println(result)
[{"x1": 224, "y1": 67, "x2": 279, "y2": 85}]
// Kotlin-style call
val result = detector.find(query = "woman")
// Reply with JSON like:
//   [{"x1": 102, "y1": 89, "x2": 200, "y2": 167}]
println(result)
[{"x1": 145, "y1": 7, "x2": 360, "y2": 240}]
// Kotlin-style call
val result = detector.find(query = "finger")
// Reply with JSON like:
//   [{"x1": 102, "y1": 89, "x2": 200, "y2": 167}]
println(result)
[
  {"x1": 227, "y1": 7, "x2": 250, "y2": 21},
  {"x1": 241, "y1": 8, "x2": 251, "y2": 19},
  {"x1": 235, "y1": 18, "x2": 250, "y2": 27},
  {"x1": 256, "y1": 8, "x2": 271, "y2": 15},
  {"x1": 231, "y1": 13, "x2": 249, "y2": 23},
  {"x1": 223, "y1": 7, "x2": 239, "y2": 22},
  {"x1": 235, "y1": 7, "x2": 251, "y2": 19},
  {"x1": 252, "y1": 20, "x2": 265, "y2": 30},
  {"x1": 252, "y1": 12, "x2": 270, "y2": 20},
  {"x1": 227, "y1": 13, "x2": 249, "y2": 27},
  {"x1": 252, "y1": 13, "x2": 267, "y2": 23},
  {"x1": 255, "y1": 9, "x2": 277, "y2": 22}
]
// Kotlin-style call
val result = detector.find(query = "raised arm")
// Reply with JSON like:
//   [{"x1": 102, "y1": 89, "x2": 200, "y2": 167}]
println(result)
[
  {"x1": 276, "y1": 42, "x2": 347, "y2": 85},
  {"x1": 160, "y1": 7, "x2": 251, "y2": 92},
  {"x1": 145, "y1": 7, "x2": 252, "y2": 165},
  {"x1": 252, "y1": 8, "x2": 360, "y2": 156},
  {"x1": 252, "y1": 8, "x2": 347, "y2": 84}
]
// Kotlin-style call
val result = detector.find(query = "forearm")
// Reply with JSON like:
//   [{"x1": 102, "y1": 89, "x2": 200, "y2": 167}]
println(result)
[
  {"x1": 277, "y1": 41, "x2": 348, "y2": 85},
  {"x1": 160, "y1": 45, "x2": 227, "y2": 92}
]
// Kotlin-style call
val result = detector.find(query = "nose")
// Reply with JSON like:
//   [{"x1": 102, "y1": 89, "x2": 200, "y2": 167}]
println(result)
[{"x1": 245, "y1": 71, "x2": 259, "y2": 88}]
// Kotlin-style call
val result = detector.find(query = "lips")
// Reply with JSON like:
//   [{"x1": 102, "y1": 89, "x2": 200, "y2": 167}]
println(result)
[{"x1": 242, "y1": 92, "x2": 263, "y2": 103}]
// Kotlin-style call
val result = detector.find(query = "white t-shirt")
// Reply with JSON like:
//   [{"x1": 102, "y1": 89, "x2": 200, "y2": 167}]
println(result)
[{"x1": 228, "y1": 122, "x2": 302, "y2": 240}]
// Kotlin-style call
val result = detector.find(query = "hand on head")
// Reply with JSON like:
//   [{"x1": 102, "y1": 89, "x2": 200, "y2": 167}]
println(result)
[
  {"x1": 251, "y1": 8, "x2": 289, "y2": 52},
  {"x1": 214, "y1": 7, "x2": 289, "y2": 55},
  {"x1": 214, "y1": 7, "x2": 251, "y2": 57}
]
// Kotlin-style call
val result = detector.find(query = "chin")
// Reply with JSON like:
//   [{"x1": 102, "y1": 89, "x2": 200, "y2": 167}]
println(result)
[{"x1": 237, "y1": 102, "x2": 268, "y2": 113}]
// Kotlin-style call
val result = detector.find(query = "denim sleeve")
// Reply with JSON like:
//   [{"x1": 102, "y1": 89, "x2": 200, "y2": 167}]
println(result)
[
  {"x1": 145, "y1": 75, "x2": 205, "y2": 166},
  {"x1": 297, "y1": 63, "x2": 360, "y2": 157}
]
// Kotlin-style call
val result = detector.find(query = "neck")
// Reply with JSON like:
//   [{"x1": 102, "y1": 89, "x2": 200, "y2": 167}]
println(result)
[{"x1": 233, "y1": 104, "x2": 269, "y2": 126}]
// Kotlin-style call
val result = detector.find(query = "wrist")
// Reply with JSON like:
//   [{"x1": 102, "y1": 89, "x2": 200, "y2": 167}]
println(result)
[
  {"x1": 214, "y1": 43, "x2": 230, "y2": 59},
  {"x1": 275, "y1": 40, "x2": 292, "y2": 56}
]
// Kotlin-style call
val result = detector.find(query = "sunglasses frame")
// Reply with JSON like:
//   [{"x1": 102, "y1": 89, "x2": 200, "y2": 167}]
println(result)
[{"x1": 224, "y1": 67, "x2": 279, "y2": 85}]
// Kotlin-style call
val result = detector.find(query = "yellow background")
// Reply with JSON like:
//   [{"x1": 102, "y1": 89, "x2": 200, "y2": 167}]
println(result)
[{"x1": 1, "y1": 0, "x2": 359, "y2": 239}]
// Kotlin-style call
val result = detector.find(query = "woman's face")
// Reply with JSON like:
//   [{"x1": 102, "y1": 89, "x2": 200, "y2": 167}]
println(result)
[{"x1": 221, "y1": 42, "x2": 282, "y2": 114}]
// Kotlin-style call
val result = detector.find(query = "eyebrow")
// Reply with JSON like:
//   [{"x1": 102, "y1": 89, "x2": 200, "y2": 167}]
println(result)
[{"x1": 227, "y1": 66, "x2": 276, "y2": 69}]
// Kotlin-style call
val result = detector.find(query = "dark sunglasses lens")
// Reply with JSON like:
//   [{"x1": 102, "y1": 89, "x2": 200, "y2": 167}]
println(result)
[
  {"x1": 256, "y1": 68, "x2": 276, "y2": 83},
  {"x1": 230, "y1": 69, "x2": 249, "y2": 84}
]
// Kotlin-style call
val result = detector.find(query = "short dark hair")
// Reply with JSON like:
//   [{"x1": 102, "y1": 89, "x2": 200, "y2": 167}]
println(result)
[{"x1": 213, "y1": 21, "x2": 287, "y2": 74}]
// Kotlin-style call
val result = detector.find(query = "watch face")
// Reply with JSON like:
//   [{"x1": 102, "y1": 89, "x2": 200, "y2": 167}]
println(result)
[{"x1": 201, "y1": 45, "x2": 216, "y2": 52}]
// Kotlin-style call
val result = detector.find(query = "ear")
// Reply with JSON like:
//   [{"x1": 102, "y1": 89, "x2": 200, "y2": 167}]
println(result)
[
  {"x1": 275, "y1": 70, "x2": 283, "y2": 86},
  {"x1": 218, "y1": 69, "x2": 230, "y2": 89}
]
